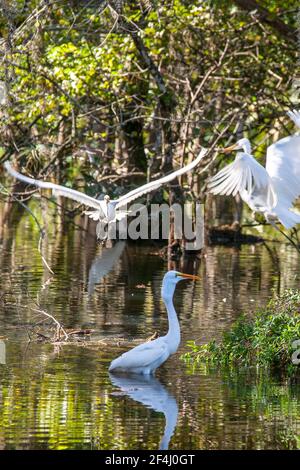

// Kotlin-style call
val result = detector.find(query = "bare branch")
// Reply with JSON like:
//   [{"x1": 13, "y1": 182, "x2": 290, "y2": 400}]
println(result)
[{"x1": 233, "y1": 0, "x2": 296, "y2": 43}]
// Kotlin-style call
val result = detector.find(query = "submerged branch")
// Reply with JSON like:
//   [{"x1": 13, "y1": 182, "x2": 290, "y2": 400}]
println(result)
[{"x1": 30, "y1": 307, "x2": 69, "y2": 341}]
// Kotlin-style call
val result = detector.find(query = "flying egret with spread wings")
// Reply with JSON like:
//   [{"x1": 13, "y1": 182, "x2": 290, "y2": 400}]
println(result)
[
  {"x1": 208, "y1": 110, "x2": 300, "y2": 231},
  {"x1": 4, "y1": 148, "x2": 207, "y2": 238},
  {"x1": 109, "y1": 270, "x2": 200, "y2": 375}
]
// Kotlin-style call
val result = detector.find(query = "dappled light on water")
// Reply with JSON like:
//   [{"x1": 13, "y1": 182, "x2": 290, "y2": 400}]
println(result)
[{"x1": 0, "y1": 204, "x2": 300, "y2": 449}]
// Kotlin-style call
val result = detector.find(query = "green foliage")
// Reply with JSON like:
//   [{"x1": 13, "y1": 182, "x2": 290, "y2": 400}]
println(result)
[
  {"x1": 0, "y1": 0, "x2": 298, "y2": 197},
  {"x1": 1, "y1": 2, "x2": 297, "y2": 141},
  {"x1": 182, "y1": 290, "x2": 300, "y2": 376}
]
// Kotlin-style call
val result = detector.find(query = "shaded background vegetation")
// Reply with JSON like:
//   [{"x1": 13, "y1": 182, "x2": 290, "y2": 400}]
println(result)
[
  {"x1": 0, "y1": 1, "x2": 300, "y2": 451},
  {"x1": 1, "y1": 217, "x2": 300, "y2": 449},
  {"x1": 0, "y1": 0, "x2": 298, "y2": 230}
]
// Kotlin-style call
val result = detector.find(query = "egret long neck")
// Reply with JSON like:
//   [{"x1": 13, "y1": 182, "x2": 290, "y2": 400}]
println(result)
[
  {"x1": 161, "y1": 282, "x2": 180, "y2": 353},
  {"x1": 242, "y1": 140, "x2": 251, "y2": 154}
]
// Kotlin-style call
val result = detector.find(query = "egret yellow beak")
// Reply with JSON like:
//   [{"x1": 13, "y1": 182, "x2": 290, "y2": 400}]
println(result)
[
  {"x1": 222, "y1": 143, "x2": 239, "y2": 153},
  {"x1": 177, "y1": 272, "x2": 200, "y2": 280}
]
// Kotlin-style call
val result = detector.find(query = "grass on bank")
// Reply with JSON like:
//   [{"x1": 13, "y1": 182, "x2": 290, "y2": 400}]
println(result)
[{"x1": 182, "y1": 290, "x2": 300, "y2": 377}]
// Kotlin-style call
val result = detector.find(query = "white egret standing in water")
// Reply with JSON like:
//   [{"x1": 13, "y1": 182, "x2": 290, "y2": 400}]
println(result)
[
  {"x1": 208, "y1": 110, "x2": 300, "y2": 241},
  {"x1": 4, "y1": 148, "x2": 207, "y2": 238},
  {"x1": 109, "y1": 270, "x2": 200, "y2": 375}
]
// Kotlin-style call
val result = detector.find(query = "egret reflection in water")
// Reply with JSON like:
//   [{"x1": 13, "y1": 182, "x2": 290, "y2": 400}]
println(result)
[
  {"x1": 88, "y1": 241, "x2": 126, "y2": 295},
  {"x1": 109, "y1": 373, "x2": 178, "y2": 450}
]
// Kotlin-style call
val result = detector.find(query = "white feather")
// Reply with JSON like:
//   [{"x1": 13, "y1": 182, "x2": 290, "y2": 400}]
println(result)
[
  {"x1": 4, "y1": 148, "x2": 207, "y2": 229},
  {"x1": 109, "y1": 338, "x2": 169, "y2": 373},
  {"x1": 208, "y1": 109, "x2": 300, "y2": 229},
  {"x1": 287, "y1": 109, "x2": 300, "y2": 128},
  {"x1": 208, "y1": 152, "x2": 274, "y2": 211},
  {"x1": 4, "y1": 161, "x2": 105, "y2": 215}
]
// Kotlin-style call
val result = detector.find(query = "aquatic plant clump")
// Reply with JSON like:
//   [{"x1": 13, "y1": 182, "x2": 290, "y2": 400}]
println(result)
[{"x1": 182, "y1": 290, "x2": 300, "y2": 376}]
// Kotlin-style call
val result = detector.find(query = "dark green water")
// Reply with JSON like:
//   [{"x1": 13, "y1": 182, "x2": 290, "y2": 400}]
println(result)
[{"x1": 0, "y1": 202, "x2": 300, "y2": 449}]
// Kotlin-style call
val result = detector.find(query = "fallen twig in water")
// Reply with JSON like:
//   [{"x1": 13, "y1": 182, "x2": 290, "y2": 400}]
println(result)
[
  {"x1": 31, "y1": 307, "x2": 69, "y2": 341},
  {"x1": 2, "y1": 294, "x2": 158, "y2": 347}
]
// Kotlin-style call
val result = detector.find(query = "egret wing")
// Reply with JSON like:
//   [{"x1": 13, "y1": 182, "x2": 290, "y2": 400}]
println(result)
[
  {"x1": 208, "y1": 153, "x2": 273, "y2": 200},
  {"x1": 84, "y1": 210, "x2": 104, "y2": 221},
  {"x1": 287, "y1": 109, "x2": 300, "y2": 128},
  {"x1": 4, "y1": 161, "x2": 105, "y2": 215},
  {"x1": 266, "y1": 112, "x2": 300, "y2": 210},
  {"x1": 109, "y1": 338, "x2": 168, "y2": 371},
  {"x1": 115, "y1": 148, "x2": 207, "y2": 209}
]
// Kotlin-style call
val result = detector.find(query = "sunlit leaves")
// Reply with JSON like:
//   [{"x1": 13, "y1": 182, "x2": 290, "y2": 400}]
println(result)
[{"x1": 0, "y1": 0, "x2": 297, "y2": 184}]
